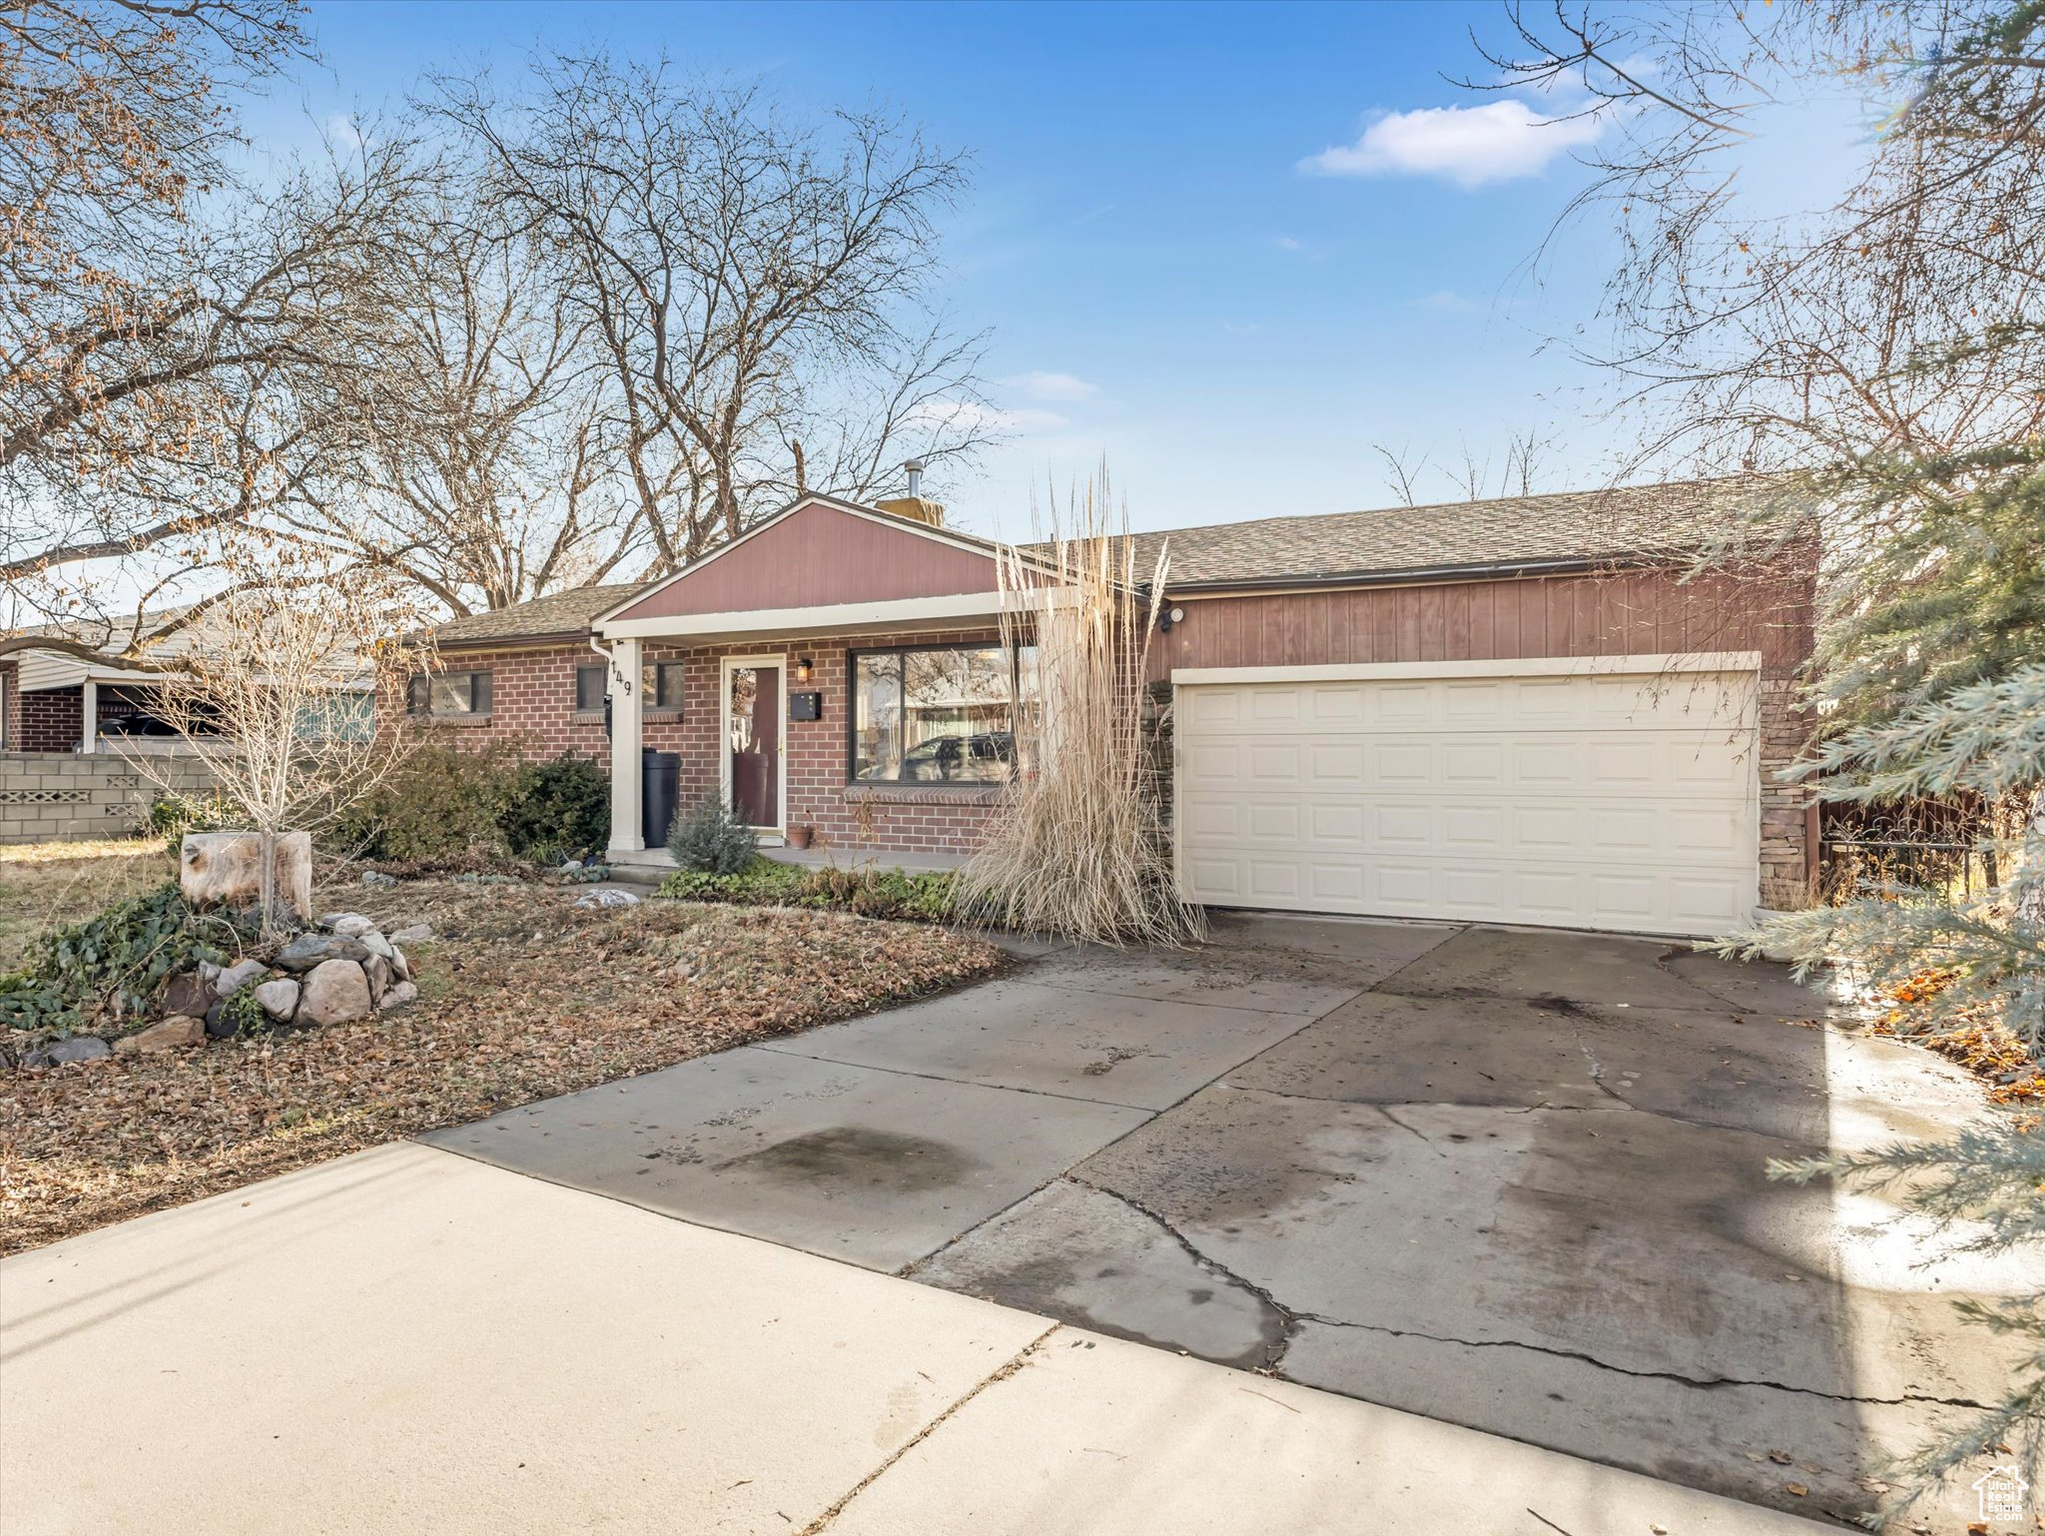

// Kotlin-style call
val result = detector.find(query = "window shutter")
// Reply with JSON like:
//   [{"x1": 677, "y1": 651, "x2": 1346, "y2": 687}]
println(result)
[
  {"x1": 407, "y1": 675, "x2": 427, "y2": 715},
  {"x1": 472, "y1": 671, "x2": 492, "y2": 715}
]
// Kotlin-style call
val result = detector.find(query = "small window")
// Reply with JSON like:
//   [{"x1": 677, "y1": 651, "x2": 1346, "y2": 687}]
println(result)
[
  {"x1": 575, "y1": 664, "x2": 606, "y2": 713},
  {"x1": 412, "y1": 669, "x2": 491, "y2": 718},
  {"x1": 851, "y1": 643, "x2": 1039, "y2": 784},
  {"x1": 644, "y1": 661, "x2": 684, "y2": 712}
]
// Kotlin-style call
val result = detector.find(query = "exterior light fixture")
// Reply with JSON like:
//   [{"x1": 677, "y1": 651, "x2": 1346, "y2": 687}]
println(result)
[
  {"x1": 795, "y1": 656, "x2": 813, "y2": 682},
  {"x1": 1158, "y1": 606, "x2": 1187, "y2": 633}
]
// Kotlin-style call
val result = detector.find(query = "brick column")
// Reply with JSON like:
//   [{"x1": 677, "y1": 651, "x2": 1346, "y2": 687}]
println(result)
[{"x1": 1756, "y1": 675, "x2": 1814, "y2": 910}]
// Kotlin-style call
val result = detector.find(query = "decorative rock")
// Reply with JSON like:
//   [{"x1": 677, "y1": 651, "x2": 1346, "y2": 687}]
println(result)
[
  {"x1": 380, "y1": 980, "x2": 419, "y2": 1011},
  {"x1": 273, "y1": 934, "x2": 372, "y2": 973},
  {"x1": 161, "y1": 972, "x2": 216, "y2": 1018},
  {"x1": 363, "y1": 954, "x2": 391, "y2": 1003},
  {"x1": 574, "y1": 889, "x2": 641, "y2": 909},
  {"x1": 360, "y1": 870, "x2": 399, "y2": 889},
  {"x1": 297, "y1": 959, "x2": 373, "y2": 1026},
  {"x1": 197, "y1": 960, "x2": 222, "y2": 986},
  {"x1": 216, "y1": 959, "x2": 270, "y2": 998},
  {"x1": 253, "y1": 977, "x2": 300, "y2": 1022},
  {"x1": 324, "y1": 913, "x2": 378, "y2": 938},
  {"x1": 204, "y1": 999, "x2": 236, "y2": 1039},
  {"x1": 389, "y1": 923, "x2": 432, "y2": 946},
  {"x1": 561, "y1": 859, "x2": 584, "y2": 873},
  {"x1": 23, "y1": 1035, "x2": 111, "y2": 1067},
  {"x1": 116, "y1": 1016, "x2": 205, "y2": 1055},
  {"x1": 358, "y1": 932, "x2": 395, "y2": 960},
  {"x1": 389, "y1": 946, "x2": 411, "y2": 983}
]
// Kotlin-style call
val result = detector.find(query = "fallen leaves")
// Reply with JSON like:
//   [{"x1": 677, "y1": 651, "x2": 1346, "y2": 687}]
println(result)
[{"x1": 1, "y1": 881, "x2": 1001, "y2": 1255}]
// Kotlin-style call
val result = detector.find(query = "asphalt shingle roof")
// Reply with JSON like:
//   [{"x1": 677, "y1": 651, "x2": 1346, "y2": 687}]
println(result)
[
  {"x1": 1118, "y1": 477, "x2": 1777, "y2": 588},
  {"x1": 430, "y1": 478, "x2": 1783, "y2": 644},
  {"x1": 431, "y1": 584, "x2": 641, "y2": 649}
]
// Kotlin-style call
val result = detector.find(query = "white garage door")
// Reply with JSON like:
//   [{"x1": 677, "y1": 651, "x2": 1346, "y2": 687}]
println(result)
[{"x1": 1174, "y1": 661, "x2": 1760, "y2": 938}]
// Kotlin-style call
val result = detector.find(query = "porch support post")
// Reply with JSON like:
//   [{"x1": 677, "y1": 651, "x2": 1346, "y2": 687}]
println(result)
[
  {"x1": 79, "y1": 678, "x2": 98, "y2": 754},
  {"x1": 607, "y1": 638, "x2": 644, "y2": 855}
]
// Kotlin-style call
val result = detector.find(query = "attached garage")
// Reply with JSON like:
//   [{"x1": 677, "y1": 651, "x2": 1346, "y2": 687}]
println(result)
[{"x1": 1173, "y1": 655, "x2": 1763, "y2": 938}]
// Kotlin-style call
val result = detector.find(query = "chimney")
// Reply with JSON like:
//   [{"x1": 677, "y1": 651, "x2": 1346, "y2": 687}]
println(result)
[{"x1": 876, "y1": 457, "x2": 944, "y2": 527}]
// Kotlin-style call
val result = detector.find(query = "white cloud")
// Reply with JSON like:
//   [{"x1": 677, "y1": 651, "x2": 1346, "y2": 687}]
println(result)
[
  {"x1": 910, "y1": 398, "x2": 1066, "y2": 435},
  {"x1": 1006, "y1": 370, "x2": 1099, "y2": 403},
  {"x1": 1275, "y1": 235, "x2": 1304, "y2": 252},
  {"x1": 1300, "y1": 99, "x2": 1605, "y2": 189}
]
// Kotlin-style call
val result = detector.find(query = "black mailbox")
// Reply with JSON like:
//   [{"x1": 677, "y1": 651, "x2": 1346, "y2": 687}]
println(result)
[{"x1": 789, "y1": 691, "x2": 823, "y2": 722}]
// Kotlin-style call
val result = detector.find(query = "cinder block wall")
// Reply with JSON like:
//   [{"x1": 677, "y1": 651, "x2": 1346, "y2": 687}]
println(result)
[{"x1": 0, "y1": 754, "x2": 215, "y2": 844}]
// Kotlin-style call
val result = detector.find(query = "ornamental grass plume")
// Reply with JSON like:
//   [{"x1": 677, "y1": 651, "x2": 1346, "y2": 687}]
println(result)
[{"x1": 953, "y1": 467, "x2": 1204, "y2": 947}]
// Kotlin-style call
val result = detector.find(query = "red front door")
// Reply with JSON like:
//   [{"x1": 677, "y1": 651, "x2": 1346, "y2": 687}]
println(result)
[{"x1": 727, "y1": 664, "x2": 780, "y2": 828}]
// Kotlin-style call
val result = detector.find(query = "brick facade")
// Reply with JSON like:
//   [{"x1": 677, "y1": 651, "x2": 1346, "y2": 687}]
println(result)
[
  {"x1": 412, "y1": 629, "x2": 1012, "y2": 856},
  {"x1": 13, "y1": 683, "x2": 84, "y2": 753},
  {"x1": 414, "y1": 566, "x2": 1817, "y2": 902}
]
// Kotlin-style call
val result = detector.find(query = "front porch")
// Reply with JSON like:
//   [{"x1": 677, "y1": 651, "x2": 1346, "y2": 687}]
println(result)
[{"x1": 593, "y1": 493, "x2": 1041, "y2": 867}]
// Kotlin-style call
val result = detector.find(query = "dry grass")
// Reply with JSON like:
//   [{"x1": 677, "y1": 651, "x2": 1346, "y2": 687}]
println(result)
[
  {"x1": 955, "y1": 467, "x2": 1203, "y2": 947},
  {"x1": 0, "y1": 838, "x2": 172, "y2": 970},
  {"x1": 0, "y1": 878, "x2": 1002, "y2": 1254}
]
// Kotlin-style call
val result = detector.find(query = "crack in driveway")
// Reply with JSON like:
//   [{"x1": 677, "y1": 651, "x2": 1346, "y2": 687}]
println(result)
[{"x1": 1279, "y1": 1313, "x2": 1990, "y2": 1410}]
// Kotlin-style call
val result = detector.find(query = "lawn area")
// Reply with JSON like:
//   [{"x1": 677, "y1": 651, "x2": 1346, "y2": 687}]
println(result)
[
  {"x1": 0, "y1": 838, "x2": 172, "y2": 971},
  {"x1": 0, "y1": 876, "x2": 1002, "y2": 1255}
]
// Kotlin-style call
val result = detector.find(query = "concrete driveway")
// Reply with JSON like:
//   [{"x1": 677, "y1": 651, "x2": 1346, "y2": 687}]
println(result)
[{"x1": 426, "y1": 914, "x2": 2020, "y2": 1532}]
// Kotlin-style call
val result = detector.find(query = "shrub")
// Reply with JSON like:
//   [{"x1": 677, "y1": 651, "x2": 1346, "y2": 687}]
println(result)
[
  {"x1": 145, "y1": 791, "x2": 241, "y2": 843},
  {"x1": 654, "y1": 859, "x2": 956, "y2": 922},
  {"x1": 326, "y1": 744, "x2": 520, "y2": 862},
  {"x1": 500, "y1": 752, "x2": 610, "y2": 862},
  {"x1": 0, "y1": 882, "x2": 228, "y2": 1035},
  {"x1": 666, "y1": 792, "x2": 757, "y2": 875}
]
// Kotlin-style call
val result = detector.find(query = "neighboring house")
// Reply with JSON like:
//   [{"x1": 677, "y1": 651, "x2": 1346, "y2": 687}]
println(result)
[
  {"x1": 409, "y1": 477, "x2": 1816, "y2": 939},
  {"x1": 1, "y1": 612, "x2": 372, "y2": 755}
]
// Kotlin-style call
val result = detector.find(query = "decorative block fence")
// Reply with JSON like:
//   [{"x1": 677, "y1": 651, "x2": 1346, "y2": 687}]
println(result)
[{"x1": 0, "y1": 754, "x2": 214, "y2": 844}]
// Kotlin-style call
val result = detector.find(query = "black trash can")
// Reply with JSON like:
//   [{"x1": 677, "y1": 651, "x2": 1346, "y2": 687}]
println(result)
[{"x1": 641, "y1": 749, "x2": 680, "y2": 849}]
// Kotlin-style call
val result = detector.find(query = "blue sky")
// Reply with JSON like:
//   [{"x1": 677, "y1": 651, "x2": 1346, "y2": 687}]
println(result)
[{"x1": 258, "y1": 3, "x2": 1698, "y2": 542}]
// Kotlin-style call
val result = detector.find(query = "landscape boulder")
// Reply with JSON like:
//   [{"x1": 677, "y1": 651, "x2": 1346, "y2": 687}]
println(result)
[
  {"x1": 203, "y1": 999, "x2": 238, "y2": 1039},
  {"x1": 23, "y1": 1035, "x2": 110, "y2": 1067},
  {"x1": 252, "y1": 977, "x2": 300, "y2": 1022},
  {"x1": 298, "y1": 959, "x2": 373, "y2": 1026},
  {"x1": 381, "y1": 980, "x2": 420, "y2": 1011},
  {"x1": 160, "y1": 973, "x2": 215, "y2": 1018},
  {"x1": 274, "y1": 934, "x2": 372, "y2": 973},
  {"x1": 389, "y1": 946, "x2": 411, "y2": 982},
  {"x1": 117, "y1": 1016, "x2": 205, "y2": 1055},
  {"x1": 359, "y1": 932, "x2": 395, "y2": 961},
  {"x1": 574, "y1": 889, "x2": 640, "y2": 909},
  {"x1": 215, "y1": 959, "x2": 270, "y2": 998},
  {"x1": 324, "y1": 913, "x2": 378, "y2": 939},
  {"x1": 360, "y1": 871, "x2": 398, "y2": 889},
  {"x1": 389, "y1": 923, "x2": 432, "y2": 946},
  {"x1": 363, "y1": 954, "x2": 391, "y2": 1003},
  {"x1": 179, "y1": 831, "x2": 313, "y2": 919}
]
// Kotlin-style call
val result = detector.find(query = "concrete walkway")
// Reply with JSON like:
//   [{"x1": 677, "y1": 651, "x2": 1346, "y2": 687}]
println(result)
[{"x1": 0, "y1": 1142, "x2": 1828, "y2": 1536}]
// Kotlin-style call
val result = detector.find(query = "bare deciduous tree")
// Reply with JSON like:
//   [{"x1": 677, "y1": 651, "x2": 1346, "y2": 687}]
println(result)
[
  {"x1": 301, "y1": 159, "x2": 635, "y2": 615},
  {"x1": 0, "y1": 0, "x2": 429, "y2": 658},
  {"x1": 117, "y1": 546, "x2": 428, "y2": 936},
  {"x1": 429, "y1": 56, "x2": 995, "y2": 572}
]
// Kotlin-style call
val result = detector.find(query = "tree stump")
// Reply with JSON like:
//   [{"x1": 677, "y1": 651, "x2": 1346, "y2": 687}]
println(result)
[{"x1": 179, "y1": 831, "x2": 314, "y2": 919}]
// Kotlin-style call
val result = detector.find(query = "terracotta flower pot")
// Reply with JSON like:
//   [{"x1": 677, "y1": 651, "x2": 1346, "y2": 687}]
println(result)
[{"x1": 786, "y1": 825, "x2": 813, "y2": 850}]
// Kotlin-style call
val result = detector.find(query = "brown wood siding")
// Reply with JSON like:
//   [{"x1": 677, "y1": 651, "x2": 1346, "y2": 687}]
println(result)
[
  {"x1": 611, "y1": 504, "x2": 1000, "y2": 622},
  {"x1": 1148, "y1": 565, "x2": 1813, "y2": 682}
]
